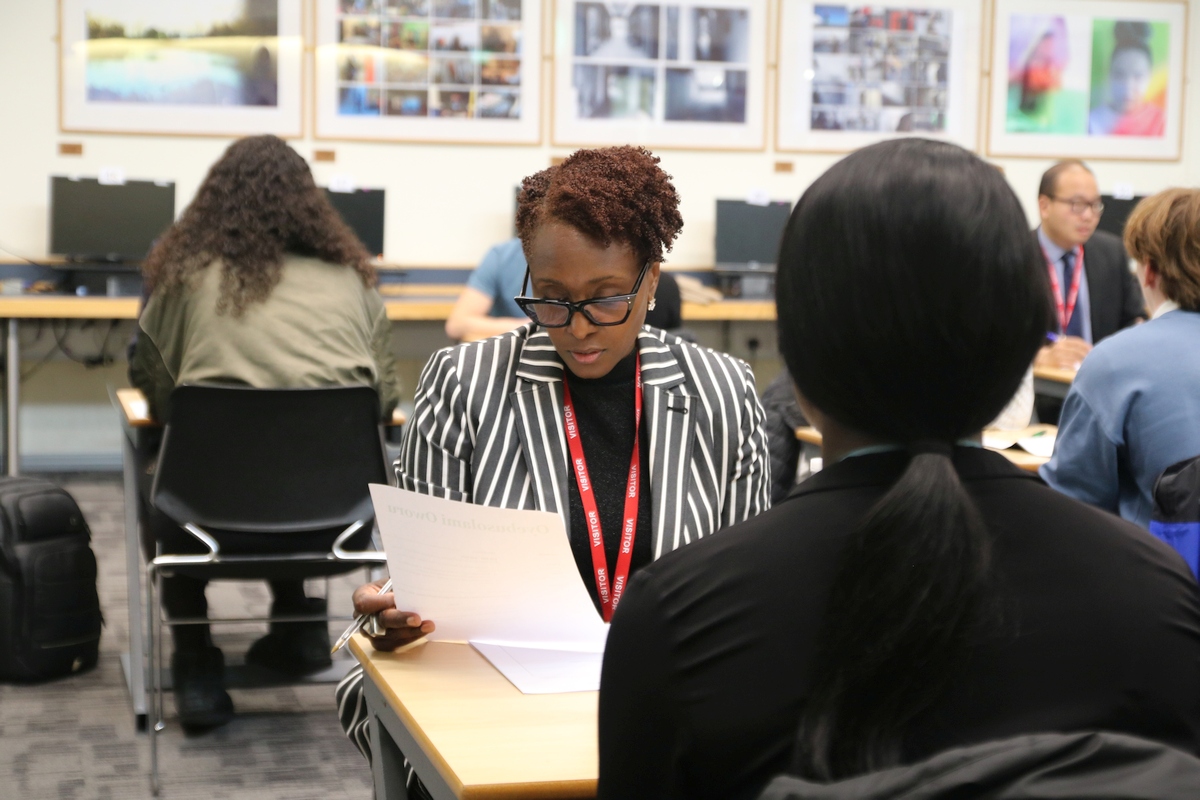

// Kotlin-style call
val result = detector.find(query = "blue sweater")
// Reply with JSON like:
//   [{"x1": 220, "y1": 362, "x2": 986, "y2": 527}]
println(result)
[{"x1": 1041, "y1": 309, "x2": 1200, "y2": 527}]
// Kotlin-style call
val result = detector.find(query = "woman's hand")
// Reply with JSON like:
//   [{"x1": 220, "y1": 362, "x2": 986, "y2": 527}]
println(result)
[{"x1": 351, "y1": 578, "x2": 436, "y2": 652}]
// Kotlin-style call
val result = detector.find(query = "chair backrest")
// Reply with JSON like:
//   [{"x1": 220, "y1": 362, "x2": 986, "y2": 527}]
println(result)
[
  {"x1": 151, "y1": 385, "x2": 389, "y2": 534},
  {"x1": 1149, "y1": 453, "x2": 1200, "y2": 579}
]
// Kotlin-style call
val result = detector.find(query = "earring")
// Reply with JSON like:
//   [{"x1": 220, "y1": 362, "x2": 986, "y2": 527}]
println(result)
[{"x1": 648, "y1": 297, "x2": 657, "y2": 311}]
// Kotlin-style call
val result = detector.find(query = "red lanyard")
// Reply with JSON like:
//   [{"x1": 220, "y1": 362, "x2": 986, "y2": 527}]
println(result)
[
  {"x1": 562, "y1": 355, "x2": 642, "y2": 622},
  {"x1": 1042, "y1": 244, "x2": 1084, "y2": 333}
]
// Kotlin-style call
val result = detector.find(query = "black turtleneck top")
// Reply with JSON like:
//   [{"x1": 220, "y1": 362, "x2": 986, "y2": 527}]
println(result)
[{"x1": 563, "y1": 348, "x2": 654, "y2": 612}]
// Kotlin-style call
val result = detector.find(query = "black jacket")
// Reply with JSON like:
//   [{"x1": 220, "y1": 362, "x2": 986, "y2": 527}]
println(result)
[
  {"x1": 1035, "y1": 229, "x2": 1146, "y2": 342},
  {"x1": 758, "y1": 732, "x2": 1200, "y2": 800},
  {"x1": 598, "y1": 448, "x2": 1200, "y2": 800}
]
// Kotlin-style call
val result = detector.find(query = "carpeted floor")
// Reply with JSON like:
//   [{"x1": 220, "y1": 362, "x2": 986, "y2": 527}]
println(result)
[{"x1": 0, "y1": 475, "x2": 376, "y2": 799}]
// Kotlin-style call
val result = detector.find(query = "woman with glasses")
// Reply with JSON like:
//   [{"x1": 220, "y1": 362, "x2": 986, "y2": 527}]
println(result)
[{"x1": 336, "y1": 145, "x2": 770, "y2": 774}]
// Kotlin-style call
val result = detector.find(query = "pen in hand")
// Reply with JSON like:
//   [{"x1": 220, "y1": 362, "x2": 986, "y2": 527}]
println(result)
[{"x1": 331, "y1": 578, "x2": 392, "y2": 655}]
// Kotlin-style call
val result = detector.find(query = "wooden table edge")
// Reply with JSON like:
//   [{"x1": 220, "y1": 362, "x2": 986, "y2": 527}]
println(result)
[{"x1": 350, "y1": 635, "x2": 470, "y2": 797}]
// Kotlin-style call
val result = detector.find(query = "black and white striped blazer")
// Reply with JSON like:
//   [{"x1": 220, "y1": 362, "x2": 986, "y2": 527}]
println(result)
[{"x1": 396, "y1": 324, "x2": 771, "y2": 558}]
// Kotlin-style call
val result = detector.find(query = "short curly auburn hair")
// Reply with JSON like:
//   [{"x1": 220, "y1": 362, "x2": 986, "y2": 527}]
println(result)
[
  {"x1": 1124, "y1": 187, "x2": 1200, "y2": 311},
  {"x1": 515, "y1": 146, "x2": 684, "y2": 265},
  {"x1": 143, "y1": 135, "x2": 373, "y2": 317}
]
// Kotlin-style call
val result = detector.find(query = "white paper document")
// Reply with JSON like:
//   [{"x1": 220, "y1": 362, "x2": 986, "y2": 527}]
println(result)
[
  {"x1": 369, "y1": 484, "x2": 610, "y2": 652},
  {"x1": 470, "y1": 642, "x2": 603, "y2": 694}
]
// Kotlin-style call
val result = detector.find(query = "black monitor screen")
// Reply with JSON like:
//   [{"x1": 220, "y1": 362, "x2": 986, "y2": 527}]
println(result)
[
  {"x1": 324, "y1": 188, "x2": 385, "y2": 257},
  {"x1": 1096, "y1": 194, "x2": 1146, "y2": 240},
  {"x1": 49, "y1": 177, "x2": 176, "y2": 261},
  {"x1": 715, "y1": 200, "x2": 793, "y2": 267}
]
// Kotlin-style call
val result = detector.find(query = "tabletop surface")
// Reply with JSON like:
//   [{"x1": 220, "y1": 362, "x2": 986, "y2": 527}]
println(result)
[
  {"x1": 350, "y1": 637, "x2": 598, "y2": 799},
  {"x1": 114, "y1": 387, "x2": 405, "y2": 427},
  {"x1": 0, "y1": 294, "x2": 776, "y2": 323},
  {"x1": 1032, "y1": 365, "x2": 1077, "y2": 384}
]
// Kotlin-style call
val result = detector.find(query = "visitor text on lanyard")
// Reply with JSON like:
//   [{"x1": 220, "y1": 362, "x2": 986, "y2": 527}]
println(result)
[
  {"x1": 1042, "y1": 244, "x2": 1084, "y2": 334},
  {"x1": 562, "y1": 355, "x2": 642, "y2": 622}
]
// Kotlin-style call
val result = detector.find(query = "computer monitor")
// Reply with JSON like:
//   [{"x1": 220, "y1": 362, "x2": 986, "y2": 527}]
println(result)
[
  {"x1": 324, "y1": 188, "x2": 385, "y2": 258},
  {"x1": 49, "y1": 176, "x2": 176, "y2": 262},
  {"x1": 1096, "y1": 194, "x2": 1146, "y2": 240},
  {"x1": 714, "y1": 199, "x2": 792, "y2": 268}
]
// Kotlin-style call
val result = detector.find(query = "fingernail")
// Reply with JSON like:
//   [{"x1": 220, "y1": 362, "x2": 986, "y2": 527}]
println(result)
[
  {"x1": 407, "y1": 616, "x2": 420, "y2": 626},
  {"x1": 422, "y1": 621, "x2": 435, "y2": 632}
]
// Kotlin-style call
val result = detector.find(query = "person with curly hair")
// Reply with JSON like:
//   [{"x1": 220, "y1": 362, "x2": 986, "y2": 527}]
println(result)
[
  {"x1": 335, "y1": 146, "x2": 771, "y2": 784},
  {"x1": 130, "y1": 134, "x2": 400, "y2": 730}
]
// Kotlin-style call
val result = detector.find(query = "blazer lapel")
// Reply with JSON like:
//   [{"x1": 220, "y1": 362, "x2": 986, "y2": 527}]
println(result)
[
  {"x1": 510, "y1": 330, "x2": 570, "y2": 527},
  {"x1": 640, "y1": 331, "x2": 696, "y2": 559}
]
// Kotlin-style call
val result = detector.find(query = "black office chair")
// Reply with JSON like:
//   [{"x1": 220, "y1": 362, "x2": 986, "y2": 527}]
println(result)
[{"x1": 144, "y1": 385, "x2": 390, "y2": 792}]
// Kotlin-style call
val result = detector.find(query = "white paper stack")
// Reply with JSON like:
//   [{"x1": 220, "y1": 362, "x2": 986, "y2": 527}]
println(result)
[{"x1": 370, "y1": 485, "x2": 608, "y2": 694}]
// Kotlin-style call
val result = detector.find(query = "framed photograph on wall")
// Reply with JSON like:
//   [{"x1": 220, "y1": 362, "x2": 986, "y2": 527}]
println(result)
[
  {"x1": 60, "y1": 0, "x2": 304, "y2": 137},
  {"x1": 313, "y1": 0, "x2": 542, "y2": 144},
  {"x1": 776, "y1": 1, "x2": 982, "y2": 152},
  {"x1": 552, "y1": 0, "x2": 767, "y2": 150},
  {"x1": 987, "y1": 0, "x2": 1186, "y2": 160}
]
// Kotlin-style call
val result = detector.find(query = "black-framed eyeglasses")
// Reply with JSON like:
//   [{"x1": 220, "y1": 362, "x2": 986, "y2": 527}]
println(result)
[
  {"x1": 1050, "y1": 196, "x2": 1105, "y2": 216},
  {"x1": 514, "y1": 260, "x2": 651, "y2": 328}
]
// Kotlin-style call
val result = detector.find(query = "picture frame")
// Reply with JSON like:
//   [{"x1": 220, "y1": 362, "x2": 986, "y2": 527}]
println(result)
[
  {"x1": 551, "y1": 0, "x2": 767, "y2": 150},
  {"x1": 59, "y1": 0, "x2": 304, "y2": 138},
  {"x1": 313, "y1": 0, "x2": 542, "y2": 145},
  {"x1": 987, "y1": 0, "x2": 1187, "y2": 160},
  {"x1": 776, "y1": 1, "x2": 982, "y2": 153}
]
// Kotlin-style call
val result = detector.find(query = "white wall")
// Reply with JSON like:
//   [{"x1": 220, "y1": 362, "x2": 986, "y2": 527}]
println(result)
[{"x1": 3, "y1": 0, "x2": 1197, "y2": 270}]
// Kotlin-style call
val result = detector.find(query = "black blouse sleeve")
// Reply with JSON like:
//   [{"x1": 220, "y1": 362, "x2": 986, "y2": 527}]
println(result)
[{"x1": 598, "y1": 570, "x2": 685, "y2": 799}]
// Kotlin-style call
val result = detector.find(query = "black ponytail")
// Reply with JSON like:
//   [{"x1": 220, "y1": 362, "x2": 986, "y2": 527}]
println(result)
[{"x1": 776, "y1": 139, "x2": 1052, "y2": 780}]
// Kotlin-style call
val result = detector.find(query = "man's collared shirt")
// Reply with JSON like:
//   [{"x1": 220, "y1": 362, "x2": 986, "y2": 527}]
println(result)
[{"x1": 1037, "y1": 226, "x2": 1094, "y2": 343}]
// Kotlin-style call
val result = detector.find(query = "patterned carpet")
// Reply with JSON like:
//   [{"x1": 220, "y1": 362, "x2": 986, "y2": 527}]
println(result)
[{"x1": 0, "y1": 475, "x2": 376, "y2": 799}]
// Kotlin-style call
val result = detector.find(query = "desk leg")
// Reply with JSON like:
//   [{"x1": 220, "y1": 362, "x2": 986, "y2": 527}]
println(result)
[
  {"x1": 364, "y1": 677, "x2": 457, "y2": 800},
  {"x1": 121, "y1": 426, "x2": 148, "y2": 729},
  {"x1": 5, "y1": 318, "x2": 17, "y2": 476}
]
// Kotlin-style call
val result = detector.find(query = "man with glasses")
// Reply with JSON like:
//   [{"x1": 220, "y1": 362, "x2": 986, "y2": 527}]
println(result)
[{"x1": 1033, "y1": 159, "x2": 1145, "y2": 372}]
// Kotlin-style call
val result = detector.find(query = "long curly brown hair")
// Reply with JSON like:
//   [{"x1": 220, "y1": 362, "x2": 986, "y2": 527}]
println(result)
[
  {"x1": 516, "y1": 146, "x2": 684, "y2": 264},
  {"x1": 142, "y1": 135, "x2": 374, "y2": 317}
]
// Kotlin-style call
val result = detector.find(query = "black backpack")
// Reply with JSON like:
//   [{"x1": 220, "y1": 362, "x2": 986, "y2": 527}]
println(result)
[{"x1": 0, "y1": 477, "x2": 102, "y2": 681}]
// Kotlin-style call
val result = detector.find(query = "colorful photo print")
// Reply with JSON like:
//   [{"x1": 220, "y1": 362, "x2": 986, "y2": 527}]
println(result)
[
  {"x1": 385, "y1": 87, "x2": 429, "y2": 113},
  {"x1": 82, "y1": 1, "x2": 280, "y2": 106},
  {"x1": 483, "y1": 0, "x2": 521, "y2": 20},
  {"x1": 477, "y1": 89, "x2": 521, "y2": 116},
  {"x1": 480, "y1": 56, "x2": 521, "y2": 85},
  {"x1": 341, "y1": 16, "x2": 382, "y2": 43},
  {"x1": 431, "y1": 88, "x2": 473, "y2": 115},
  {"x1": 432, "y1": 0, "x2": 477, "y2": 18},
  {"x1": 481, "y1": 24, "x2": 521, "y2": 53},
  {"x1": 808, "y1": 4, "x2": 952, "y2": 133},
  {"x1": 665, "y1": 66, "x2": 746, "y2": 121},
  {"x1": 386, "y1": 20, "x2": 429, "y2": 48},
  {"x1": 339, "y1": 84, "x2": 382, "y2": 113},
  {"x1": 573, "y1": 64, "x2": 656, "y2": 118},
  {"x1": 575, "y1": 3, "x2": 661, "y2": 59},
  {"x1": 384, "y1": 51, "x2": 429, "y2": 82},
  {"x1": 690, "y1": 8, "x2": 749, "y2": 62},
  {"x1": 431, "y1": 21, "x2": 480, "y2": 50},
  {"x1": 1088, "y1": 19, "x2": 1169, "y2": 137},
  {"x1": 387, "y1": 0, "x2": 429, "y2": 15},
  {"x1": 431, "y1": 55, "x2": 477, "y2": 83},
  {"x1": 1005, "y1": 14, "x2": 1091, "y2": 134},
  {"x1": 316, "y1": 0, "x2": 540, "y2": 142}
]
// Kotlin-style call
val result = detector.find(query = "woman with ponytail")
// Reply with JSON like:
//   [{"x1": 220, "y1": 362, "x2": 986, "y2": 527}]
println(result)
[{"x1": 597, "y1": 139, "x2": 1200, "y2": 799}]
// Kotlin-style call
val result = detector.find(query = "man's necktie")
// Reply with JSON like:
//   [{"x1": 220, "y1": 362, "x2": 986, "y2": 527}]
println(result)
[{"x1": 1062, "y1": 250, "x2": 1085, "y2": 338}]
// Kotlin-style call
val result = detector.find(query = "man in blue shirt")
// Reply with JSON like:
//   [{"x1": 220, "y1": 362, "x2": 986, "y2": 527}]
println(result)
[{"x1": 444, "y1": 237, "x2": 530, "y2": 341}]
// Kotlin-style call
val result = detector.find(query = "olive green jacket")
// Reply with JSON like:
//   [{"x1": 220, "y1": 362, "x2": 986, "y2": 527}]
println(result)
[{"x1": 130, "y1": 255, "x2": 400, "y2": 422}]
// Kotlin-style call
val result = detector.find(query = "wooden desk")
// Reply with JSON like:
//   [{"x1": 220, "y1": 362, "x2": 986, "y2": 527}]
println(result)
[
  {"x1": 350, "y1": 637, "x2": 598, "y2": 800},
  {"x1": 793, "y1": 426, "x2": 1051, "y2": 473},
  {"x1": 1033, "y1": 365, "x2": 1076, "y2": 401},
  {"x1": 115, "y1": 387, "x2": 406, "y2": 428}
]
